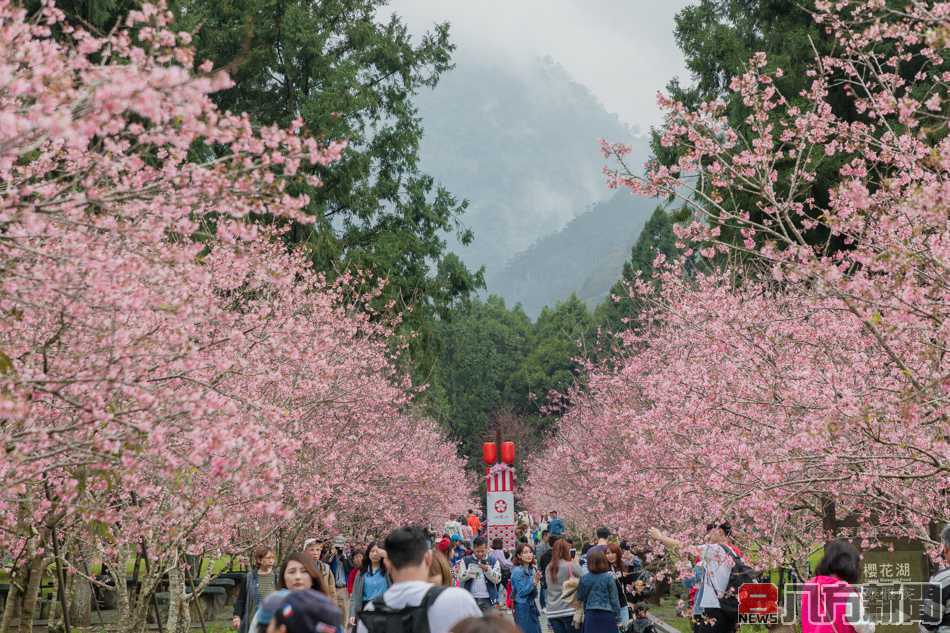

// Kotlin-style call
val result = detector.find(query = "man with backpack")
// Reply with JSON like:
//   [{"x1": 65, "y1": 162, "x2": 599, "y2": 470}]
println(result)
[
  {"x1": 456, "y1": 536, "x2": 502, "y2": 613},
  {"x1": 649, "y1": 522, "x2": 754, "y2": 633},
  {"x1": 357, "y1": 526, "x2": 481, "y2": 633}
]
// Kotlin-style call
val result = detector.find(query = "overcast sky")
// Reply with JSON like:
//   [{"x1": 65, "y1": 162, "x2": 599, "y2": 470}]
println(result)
[{"x1": 380, "y1": 0, "x2": 694, "y2": 133}]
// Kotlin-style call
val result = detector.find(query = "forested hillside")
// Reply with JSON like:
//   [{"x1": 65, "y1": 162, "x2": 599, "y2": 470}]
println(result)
[
  {"x1": 487, "y1": 191, "x2": 657, "y2": 318},
  {"x1": 414, "y1": 56, "x2": 649, "y2": 274}
]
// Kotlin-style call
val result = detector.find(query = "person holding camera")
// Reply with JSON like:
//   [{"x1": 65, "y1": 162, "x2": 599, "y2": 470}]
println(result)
[
  {"x1": 510, "y1": 543, "x2": 543, "y2": 633},
  {"x1": 327, "y1": 538, "x2": 352, "y2": 618}
]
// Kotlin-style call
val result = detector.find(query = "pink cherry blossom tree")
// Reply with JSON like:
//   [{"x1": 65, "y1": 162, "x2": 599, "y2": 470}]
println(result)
[
  {"x1": 528, "y1": 0, "x2": 949, "y2": 571},
  {"x1": 526, "y1": 265, "x2": 947, "y2": 571},
  {"x1": 0, "y1": 3, "x2": 471, "y2": 632}
]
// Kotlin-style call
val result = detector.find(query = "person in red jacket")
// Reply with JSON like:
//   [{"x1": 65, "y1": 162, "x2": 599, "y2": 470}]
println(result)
[
  {"x1": 467, "y1": 510, "x2": 482, "y2": 536},
  {"x1": 346, "y1": 550, "x2": 364, "y2": 597}
]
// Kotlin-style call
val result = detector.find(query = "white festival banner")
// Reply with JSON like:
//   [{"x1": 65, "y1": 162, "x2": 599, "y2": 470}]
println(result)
[{"x1": 486, "y1": 490, "x2": 515, "y2": 525}]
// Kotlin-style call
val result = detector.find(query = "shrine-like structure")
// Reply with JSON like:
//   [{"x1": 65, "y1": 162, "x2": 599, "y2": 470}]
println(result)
[{"x1": 482, "y1": 439, "x2": 517, "y2": 549}]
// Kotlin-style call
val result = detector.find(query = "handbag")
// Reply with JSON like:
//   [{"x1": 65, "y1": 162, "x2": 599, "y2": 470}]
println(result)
[{"x1": 561, "y1": 563, "x2": 585, "y2": 628}]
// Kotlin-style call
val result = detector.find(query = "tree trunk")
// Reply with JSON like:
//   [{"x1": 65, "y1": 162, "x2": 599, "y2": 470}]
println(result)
[
  {"x1": 46, "y1": 562, "x2": 62, "y2": 633},
  {"x1": 17, "y1": 553, "x2": 48, "y2": 633},
  {"x1": 120, "y1": 561, "x2": 164, "y2": 633},
  {"x1": 114, "y1": 550, "x2": 150, "y2": 633},
  {"x1": 66, "y1": 540, "x2": 93, "y2": 628},
  {"x1": 118, "y1": 587, "x2": 150, "y2": 633},
  {"x1": 114, "y1": 566, "x2": 130, "y2": 627},
  {"x1": 1, "y1": 582, "x2": 21, "y2": 633},
  {"x1": 166, "y1": 561, "x2": 182, "y2": 633},
  {"x1": 68, "y1": 567, "x2": 92, "y2": 628}
]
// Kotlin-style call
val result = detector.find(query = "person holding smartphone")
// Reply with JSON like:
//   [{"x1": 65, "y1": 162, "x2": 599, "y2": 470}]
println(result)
[
  {"x1": 543, "y1": 539, "x2": 586, "y2": 633},
  {"x1": 510, "y1": 544, "x2": 542, "y2": 633},
  {"x1": 456, "y1": 537, "x2": 502, "y2": 613}
]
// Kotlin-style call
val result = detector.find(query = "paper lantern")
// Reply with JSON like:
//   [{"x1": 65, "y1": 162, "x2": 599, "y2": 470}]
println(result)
[
  {"x1": 482, "y1": 442, "x2": 498, "y2": 465},
  {"x1": 501, "y1": 441, "x2": 515, "y2": 465}
]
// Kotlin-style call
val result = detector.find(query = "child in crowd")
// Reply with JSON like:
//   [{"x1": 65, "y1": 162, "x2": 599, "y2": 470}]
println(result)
[{"x1": 629, "y1": 603, "x2": 656, "y2": 633}]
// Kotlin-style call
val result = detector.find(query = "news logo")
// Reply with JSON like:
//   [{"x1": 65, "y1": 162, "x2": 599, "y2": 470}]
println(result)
[{"x1": 738, "y1": 583, "x2": 780, "y2": 626}]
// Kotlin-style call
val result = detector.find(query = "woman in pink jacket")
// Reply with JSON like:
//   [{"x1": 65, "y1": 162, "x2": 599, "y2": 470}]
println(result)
[{"x1": 801, "y1": 540, "x2": 875, "y2": 633}]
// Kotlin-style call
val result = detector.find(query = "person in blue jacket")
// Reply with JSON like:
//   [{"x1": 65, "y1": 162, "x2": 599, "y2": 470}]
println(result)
[
  {"x1": 510, "y1": 543, "x2": 542, "y2": 633},
  {"x1": 578, "y1": 550, "x2": 621, "y2": 633}
]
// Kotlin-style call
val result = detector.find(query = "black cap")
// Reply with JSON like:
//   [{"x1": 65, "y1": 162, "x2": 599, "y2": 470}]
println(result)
[{"x1": 273, "y1": 590, "x2": 341, "y2": 633}]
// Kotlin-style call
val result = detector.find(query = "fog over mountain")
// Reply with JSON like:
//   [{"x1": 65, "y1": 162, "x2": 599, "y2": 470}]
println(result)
[
  {"x1": 487, "y1": 191, "x2": 657, "y2": 319},
  {"x1": 417, "y1": 58, "x2": 652, "y2": 314},
  {"x1": 385, "y1": 0, "x2": 692, "y2": 132}
]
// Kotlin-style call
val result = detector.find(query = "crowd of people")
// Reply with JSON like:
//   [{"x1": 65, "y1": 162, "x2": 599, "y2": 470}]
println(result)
[
  {"x1": 231, "y1": 515, "x2": 950, "y2": 633},
  {"x1": 227, "y1": 511, "x2": 657, "y2": 633},
  {"x1": 230, "y1": 525, "x2": 498, "y2": 633},
  {"x1": 427, "y1": 511, "x2": 660, "y2": 633}
]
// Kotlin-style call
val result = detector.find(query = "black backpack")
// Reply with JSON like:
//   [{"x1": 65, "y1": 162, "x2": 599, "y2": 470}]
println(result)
[
  {"x1": 358, "y1": 586, "x2": 447, "y2": 633},
  {"x1": 717, "y1": 545, "x2": 757, "y2": 615}
]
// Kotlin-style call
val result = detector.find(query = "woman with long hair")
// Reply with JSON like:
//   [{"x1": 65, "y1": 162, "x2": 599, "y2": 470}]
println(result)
[
  {"x1": 801, "y1": 540, "x2": 875, "y2": 633},
  {"x1": 544, "y1": 538, "x2": 585, "y2": 633},
  {"x1": 278, "y1": 552, "x2": 330, "y2": 594},
  {"x1": 606, "y1": 543, "x2": 632, "y2": 628},
  {"x1": 429, "y1": 549, "x2": 455, "y2": 587},
  {"x1": 232, "y1": 546, "x2": 278, "y2": 633},
  {"x1": 578, "y1": 551, "x2": 621, "y2": 633},
  {"x1": 510, "y1": 543, "x2": 542, "y2": 633},
  {"x1": 348, "y1": 541, "x2": 390, "y2": 629}
]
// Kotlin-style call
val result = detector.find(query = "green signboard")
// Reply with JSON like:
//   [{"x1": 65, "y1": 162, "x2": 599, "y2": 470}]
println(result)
[{"x1": 860, "y1": 539, "x2": 929, "y2": 633}]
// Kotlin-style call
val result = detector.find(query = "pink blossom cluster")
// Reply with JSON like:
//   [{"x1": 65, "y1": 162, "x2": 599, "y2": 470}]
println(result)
[
  {"x1": 0, "y1": 0, "x2": 472, "y2": 610},
  {"x1": 530, "y1": 1, "x2": 950, "y2": 568}
]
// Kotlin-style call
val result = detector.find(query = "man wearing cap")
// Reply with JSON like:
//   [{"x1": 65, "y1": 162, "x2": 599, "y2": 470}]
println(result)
[
  {"x1": 649, "y1": 523, "x2": 737, "y2": 633},
  {"x1": 264, "y1": 589, "x2": 341, "y2": 633}
]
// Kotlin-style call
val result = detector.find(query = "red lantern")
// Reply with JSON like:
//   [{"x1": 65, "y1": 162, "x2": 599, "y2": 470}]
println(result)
[
  {"x1": 501, "y1": 441, "x2": 515, "y2": 465},
  {"x1": 482, "y1": 442, "x2": 498, "y2": 465}
]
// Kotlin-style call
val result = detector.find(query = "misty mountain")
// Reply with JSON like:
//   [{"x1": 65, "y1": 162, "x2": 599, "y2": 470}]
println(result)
[
  {"x1": 486, "y1": 191, "x2": 658, "y2": 319},
  {"x1": 415, "y1": 55, "x2": 651, "y2": 275}
]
